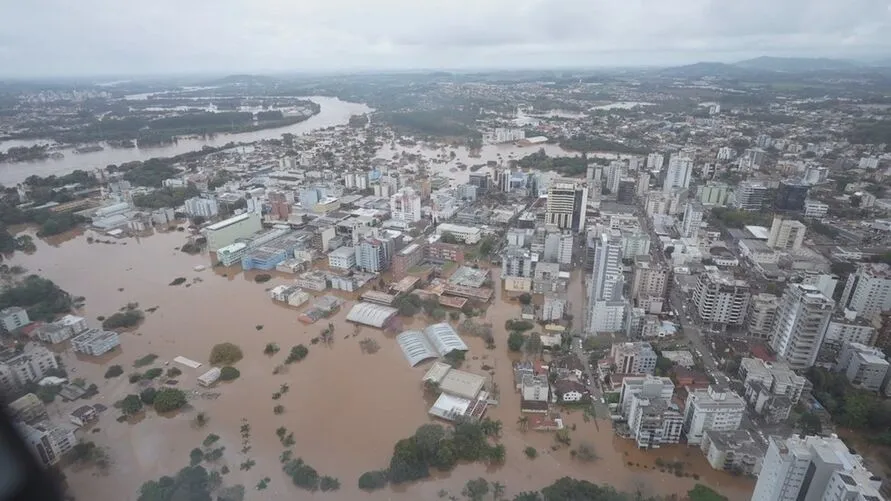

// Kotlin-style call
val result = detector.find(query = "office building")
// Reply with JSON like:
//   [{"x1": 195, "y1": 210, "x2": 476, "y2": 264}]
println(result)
[
  {"x1": 770, "y1": 284, "x2": 834, "y2": 369},
  {"x1": 682, "y1": 386, "x2": 746, "y2": 445},
  {"x1": 617, "y1": 178, "x2": 636, "y2": 203},
  {"x1": 545, "y1": 179, "x2": 588, "y2": 232},
  {"x1": 840, "y1": 263, "x2": 891, "y2": 320},
  {"x1": 681, "y1": 202, "x2": 704, "y2": 240},
  {"x1": 734, "y1": 182, "x2": 769, "y2": 211},
  {"x1": 691, "y1": 268, "x2": 751, "y2": 328},
  {"x1": 775, "y1": 181, "x2": 810, "y2": 211},
  {"x1": 610, "y1": 342, "x2": 658, "y2": 375},
  {"x1": 184, "y1": 197, "x2": 219, "y2": 218},
  {"x1": 390, "y1": 187, "x2": 422, "y2": 223},
  {"x1": 767, "y1": 216, "x2": 806, "y2": 251},
  {"x1": 586, "y1": 231, "x2": 626, "y2": 334},
  {"x1": 836, "y1": 341, "x2": 889, "y2": 392},
  {"x1": 204, "y1": 212, "x2": 263, "y2": 252},
  {"x1": 804, "y1": 200, "x2": 829, "y2": 218},
  {"x1": 468, "y1": 173, "x2": 491, "y2": 195},
  {"x1": 752, "y1": 435, "x2": 882, "y2": 501},
  {"x1": 71, "y1": 328, "x2": 121, "y2": 356},
  {"x1": 663, "y1": 153, "x2": 693, "y2": 193},
  {"x1": 0, "y1": 307, "x2": 29, "y2": 332},
  {"x1": 747, "y1": 293, "x2": 779, "y2": 339}
]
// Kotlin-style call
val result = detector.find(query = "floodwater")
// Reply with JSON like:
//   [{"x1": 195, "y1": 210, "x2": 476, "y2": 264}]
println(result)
[
  {"x1": 0, "y1": 96, "x2": 372, "y2": 185},
  {"x1": 9, "y1": 229, "x2": 754, "y2": 501}
]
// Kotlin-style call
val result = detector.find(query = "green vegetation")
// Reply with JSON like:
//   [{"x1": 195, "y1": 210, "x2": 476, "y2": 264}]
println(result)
[
  {"x1": 119, "y1": 394, "x2": 144, "y2": 416},
  {"x1": 137, "y1": 465, "x2": 222, "y2": 501},
  {"x1": 133, "y1": 354, "x2": 159, "y2": 368},
  {"x1": 807, "y1": 367, "x2": 891, "y2": 432},
  {"x1": 143, "y1": 368, "x2": 163, "y2": 380},
  {"x1": 688, "y1": 484, "x2": 729, "y2": 501},
  {"x1": 209, "y1": 342, "x2": 243, "y2": 365},
  {"x1": 362, "y1": 420, "x2": 505, "y2": 487},
  {"x1": 0, "y1": 275, "x2": 73, "y2": 322},
  {"x1": 104, "y1": 365, "x2": 124, "y2": 378},
  {"x1": 263, "y1": 342, "x2": 280, "y2": 356},
  {"x1": 102, "y1": 309, "x2": 144, "y2": 330},
  {"x1": 129, "y1": 372, "x2": 143, "y2": 383},
  {"x1": 524, "y1": 446, "x2": 538, "y2": 459},
  {"x1": 254, "y1": 274, "x2": 272, "y2": 283},
  {"x1": 376, "y1": 109, "x2": 482, "y2": 145},
  {"x1": 282, "y1": 456, "x2": 339, "y2": 492},
  {"x1": 560, "y1": 134, "x2": 647, "y2": 154},
  {"x1": 508, "y1": 331, "x2": 527, "y2": 352},
  {"x1": 462, "y1": 478, "x2": 489, "y2": 501},
  {"x1": 848, "y1": 120, "x2": 891, "y2": 149},
  {"x1": 133, "y1": 185, "x2": 200, "y2": 209},
  {"x1": 506, "y1": 319, "x2": 534, "y2": 332},
  {"x1": 153, "y1": 388, "x2": 187, "y2": 413},
  {"x1": 120, "y1": 160, "x2": 180, "y2": 188},
  {"x1": 219, "y1": 366, "x2": 240, "y2": 381},
  {"x1": 140, "y1": 388, "x2": 157, "y2": 405},
  {"x1": 166, "y1": 367, "x2": 182, "y2": 378},
  {"x1": 358, "y1": 470, "x2": 389, "y2": 491},
  {"x1": 710, "y1": 207, "x2": 773, "y2": 229},
  {"x1": 168, "y1": 277, "x2": 187, "y2": 286},
  {"x1": 202, "y1": 434, "x2": 220, "y2": 448},
  {"x1": 516, "y1": 149, "x2": 588, "y2": 176},
  {"x1": 284, "y1": 344, "x2": 309, "y2": 364}
]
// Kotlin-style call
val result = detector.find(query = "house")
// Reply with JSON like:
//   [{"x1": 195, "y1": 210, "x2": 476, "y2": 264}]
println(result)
[
  {"x1": 552, "y1": 354, "x2": 585, "y2": 379},
  {"x1": 69, "y1": 405, "x2": 99, "y2": 427},
  {"x1": 554, "y1": 379, "x2": 588, "y2": 403}
]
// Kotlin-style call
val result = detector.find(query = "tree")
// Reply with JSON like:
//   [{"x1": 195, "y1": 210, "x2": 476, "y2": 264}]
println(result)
[
  {"x1": 139, "y1": 387, "x2": 157, "y2": 405},
  {"x1": 517, "y1": 415, "x2": 529, "y2": 432},
  {"x1": 220, "y1": 366, "x2": 240, "y2": 381},
  {"x1": 508, "y1": 331, "x2": 526, "y2": 352},
  {"x1": 285, "y1": 344, "x2": 309, "y2": 364},
  {"x1": 688, "y1": 484, "x2": 728, "y2": 501},
  {"x1": 104, "y1": 365, "x2": 124, "y2": 378},
  {"x1": 189, "y1": 448, "x2": 203, "y2": 466},
  {"x1": 513, "y1": 493, "x2": 542, "y2": 501},
  {"x1": 526, "y1": 333, "x2": 543, "y2": 355},
  {"x1": 263, "y1": 342, "x2": 280, "y2": 356},
  {"x1": 518, "y1": 293, "x2": 532, "y2": 305},
  {"x1": 493, "y1": 481, "x2": 506, "y2": 501},
  {"x1": 153, "y1": 388, "x2": 187, "y2": 413},
  {"x1": 524, "y1": 446, "x2": 537, "y2": 459},
  {"x1": 209, "y1": 342, "x2": 243, "y2": 365},
  {"x1": 358, "y1": 470, "x2": 388, "y2": 490},
  {"x1": 487, "y1": 444, "x2": 506, "y2": 464},
  {"x1": 120, "y1": 394, "x2": 143, "y2": 415},
  {"x1": 463, "y1": 478, "x2": 490, "y2": 501}
]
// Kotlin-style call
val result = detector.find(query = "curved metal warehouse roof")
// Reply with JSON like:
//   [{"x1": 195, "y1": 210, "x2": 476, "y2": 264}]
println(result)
[
  {"x1": 345, "y1": 302, "x2": 398, "y2": 328},
  {"x1": 396, "y1": 331, "x2": 438, "y2": 366}
]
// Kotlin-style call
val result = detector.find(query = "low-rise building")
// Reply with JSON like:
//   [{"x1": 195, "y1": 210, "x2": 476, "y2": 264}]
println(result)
[
  {"x1": 198, "y1": 367, "x2": 221, "y2": 387},
  {"x1": 610, "y1": 342, "x2": 658, "y2": 375},
  {"x1": 71, "y1": 328, "x2": 120, "y2": 356},
  {"x1": 36, "y1": 314, "x2": 88, "y2": 344},
  {"x1": 8, "y1": 393, "x2": 48, "y2": 423},
  {"x1": 436, "y1": 223, "x2": 482, "y2": 244},
  {"x1": 700, "y1": 430, "x2": 765, "y2": 475},
  {"x1": 627, "y1": 393, "x2": 684, "y2": 449},
  {"x1": 521, "y1": 374, "x2": 550, "y2": 404},
  {"x1": 328, "y1": 246, "x2": 356, "y2": 270},
  {"x1": 3, "y1": 347, "x2": 59, "y2": 389},
  {"x1": 836, "y1": 341, "x2": 889, "y2": 392},
  {"x1": 618, "y1": 375, "x2": 674, "y2": 418},
  {"x1": 69, "y1": 405, "x2": 99, "y2": 427}
]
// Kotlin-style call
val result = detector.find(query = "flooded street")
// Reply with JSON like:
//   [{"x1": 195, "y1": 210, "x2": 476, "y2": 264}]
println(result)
[{"x1": 9, "y1": 230, "x2": 753, "y2": 501}]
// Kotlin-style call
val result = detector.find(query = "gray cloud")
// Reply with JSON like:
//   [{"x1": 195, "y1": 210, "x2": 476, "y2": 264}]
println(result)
[{"x1": 0, "y1": 0, "x2": 890, "y2": 76}]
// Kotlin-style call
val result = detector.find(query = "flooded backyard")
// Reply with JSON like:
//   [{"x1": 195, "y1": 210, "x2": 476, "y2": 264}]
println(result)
[{"x1": 9, "y1": 229, "x2": 754, "y2": 501}]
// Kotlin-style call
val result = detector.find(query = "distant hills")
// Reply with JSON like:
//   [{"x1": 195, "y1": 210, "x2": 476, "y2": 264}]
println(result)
[{"x1": 659, "y1": 56, "x2": 890, "y2": 78}]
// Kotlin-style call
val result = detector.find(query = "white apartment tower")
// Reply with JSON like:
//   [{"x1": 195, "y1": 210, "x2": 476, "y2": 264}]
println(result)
[
  {"x1": 663, "y1": 153, "x2": 693, "y2": 193},
  {"x1": 692, "y1": 268, "x2": 751, "y2": 328},
  {"x1": 389, "y1": 187, "x2": 422, "y2": 223},
  {"x1": 682, "y1": 385, "x2": 746, "y2": 445},
  {"x1": 840, "y1": 263, "x2": 891, "y2": 320},
  {"x1": 767, "y1": 216, "x2": 807, "y2": 251},
  {"x1": 586, "y1": 230, "x2": 626, "y2": 334},
  {"x1": 681, "y1": 202, "x2": 704, "y2": 240},
  {"x1": 770, "y1": 284, "x2": 835, "y2": 370},
  {"x1": 647, "y1": 153, "x2": 664, "y2": 171},
  {"x1": 752, "y1": 435, "x2": 883, "y2": 501},
  {"x1": 545, "y1": 179, "x2": 588, "y2": 232}
]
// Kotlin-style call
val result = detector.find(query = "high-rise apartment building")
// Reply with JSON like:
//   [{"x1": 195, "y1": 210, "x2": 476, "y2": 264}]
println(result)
[
  {"x1": 752, "y1": 435, "x2": 882, "y2": 501},
  {"x1": 692, "y1": 268, "x2": 751, "y2": 329},
  {"x1": 663, "y1": 153, "x2": 693, "y2": 193},
  {"x1": 389, "y1": 187, "x2": 422, "y2": 223},
  {"x1": 630, "y1": 256, "x2": 668, "y2": 310},
  {"x1": 747, "y1": 293, "x2": 779, "y2": 339},
  {"x1": 647, "y1": 153, "x2": 664, "y2": 171},
  {"x1": 734, "y1": 182, "x2": 769, "y2": 211},
  {"x1": 682, "y1": 386, "x2": 746, "y2": 445},
  {"x1": 840, "y1": 263, "x2": 891, "y2": 320},
  {"x1": 770, "y1": 284, "x2": 834, "y2": 369},
  {"x1": 766, "y1": 216, "x2": 806, "y2": 251},
  {"x1": 681, "y1": 202, "x2": 704, "y2": 240},
  {"x1": 586, "y1": 230, "x2": 626, "y2": 334},
  {"x1": 545, "y1": 179, "x2": 588, "y2": 232},
  {"x1": 610, "y1": 342, "x2": 658, "y2": 375}
]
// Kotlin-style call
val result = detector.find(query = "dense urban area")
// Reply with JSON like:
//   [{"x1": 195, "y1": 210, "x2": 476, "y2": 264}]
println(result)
[{"x1": 2, "y1": 56, "x2": 891, "y2": 501}]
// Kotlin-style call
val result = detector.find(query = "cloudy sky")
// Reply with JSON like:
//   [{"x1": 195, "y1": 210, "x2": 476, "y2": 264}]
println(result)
[{"x1": 2, "y1": 0, "x2": 891, "y2": 76}]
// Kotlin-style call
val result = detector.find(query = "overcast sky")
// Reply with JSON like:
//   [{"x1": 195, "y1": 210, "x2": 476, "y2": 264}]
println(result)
[{"x1": 2, "y1": 0, "x2": 891, "y2": 77}]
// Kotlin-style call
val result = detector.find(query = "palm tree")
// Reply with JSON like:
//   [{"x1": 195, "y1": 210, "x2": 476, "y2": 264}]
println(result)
[
  {"x1": 193, "y1": 412, "x2": 208, "y2": 428},
  {"x1": 487, "y1": 444, "x2": 506, "y2": 464},
  {"x1": 490, "y1": 419, "x2": 503, "y2": 437},
  {"x1": 280, "y1": 383, "x2": 290, "y2": 394},
  {"x1": 492, "y1": 481, "x2": 505, "y2": 501},
  {"x1": 517, "y1": 415, "x2": 529, "y2": 432}
]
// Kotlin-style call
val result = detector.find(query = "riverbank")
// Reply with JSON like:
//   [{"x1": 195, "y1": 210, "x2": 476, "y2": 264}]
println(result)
[{"x1": 9, "y1": 228, "x2": 754, "y2": 501}]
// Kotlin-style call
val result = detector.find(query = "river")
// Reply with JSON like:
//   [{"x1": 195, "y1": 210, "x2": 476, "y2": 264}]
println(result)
[
  {"x1": 0, "y1": 96, "x2": 372, "y2": 186},
  {"x1": 7, "y1": 228, "x2": 754, "y2": 501}
]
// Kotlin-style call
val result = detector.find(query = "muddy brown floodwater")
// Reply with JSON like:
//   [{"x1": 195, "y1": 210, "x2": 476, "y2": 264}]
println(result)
[{"x1": 10, "y1": 228, "x2": 754, "y2": 501}]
